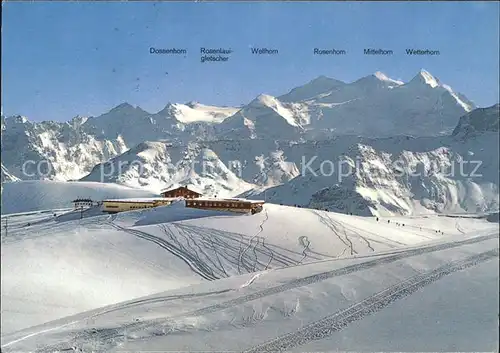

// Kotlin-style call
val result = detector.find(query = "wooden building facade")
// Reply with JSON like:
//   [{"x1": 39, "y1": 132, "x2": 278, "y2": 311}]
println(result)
[
  {"x1": 160, "y1": 186, "x2": 202, "y2": 199},
  {"x1": 185, "y1": 198, "x2": 265, "y2": 214},
  {"x1": 102, "y1": 198, "x2": 175, "y2": 213}
]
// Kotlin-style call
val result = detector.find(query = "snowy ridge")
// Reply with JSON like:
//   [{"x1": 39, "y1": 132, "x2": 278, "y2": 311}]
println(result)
[
  {"x1": 80, "y1": 141, "x2": 254, "y2": 197},
  {"x1": 1, "y1": 71, "x2": 496, "y2": 216},
  {"x1": 2, "y1": 106, "x2": 497, "y2": 217},
  {"x1": 215, "y1": 94, "x2": 309, "y2": 140},
  {"x1": 413, "y1": 69, "x2": 440, "y2": 88},
  {"x1": 0, "y1": 102, "x2": 240, "y2": 182},
  {"x1": 1, "y1": 69, "x2": 479, "y2": 183},
  {"x1": 80, "y1": 105, "x2": 498, "y2": 216},
  {"x1": 1, "y1": 164, "x2": 19, "y2": 184},
  {"x1": 248, "y1": 128, "x2": 499, "y2": 216},
  {"x1": 279, "y1": 75, "x2": 347, "y2": 102},
  {"x1": 374, "y1": 71, "x2": 404, "y2": 85},
  {"x1": 1, "y1": 114, "x2": 129, "y2": 181},
  {"x1": 176, "y1": 102, "x2": 239, "y2": 123}
]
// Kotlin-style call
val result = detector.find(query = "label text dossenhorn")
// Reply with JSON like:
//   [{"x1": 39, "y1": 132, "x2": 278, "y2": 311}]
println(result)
[{"x1": 150, "y1": 47, "x2": 187, "y2": 54}]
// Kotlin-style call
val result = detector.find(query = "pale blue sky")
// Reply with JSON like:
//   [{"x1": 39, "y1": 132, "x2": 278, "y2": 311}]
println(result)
[{"x1": 2, "y1": 1, "x2": 499, "y2": 121}]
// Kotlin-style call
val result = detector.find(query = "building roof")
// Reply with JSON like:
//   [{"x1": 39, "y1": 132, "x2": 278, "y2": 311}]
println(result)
[
  {"x1": 103, "y1": 197, "x2": 180, "y2": 203},
  {"x1": 72, "y1": 198, "x2": 94, "y2": 202},
  {"x1": 189, "y1": 198, "x2": 265, "y2": 204},
  {"x1": 222, "y1": 198, "x2": 266, "y2": 203},
  {"x1": 160, "y1": 185, "x2": 203, "y2": 195}
]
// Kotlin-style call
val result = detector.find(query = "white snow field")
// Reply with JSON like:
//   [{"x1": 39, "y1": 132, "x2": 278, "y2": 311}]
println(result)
[
  {"x1": 1, "y1": 200, "x2": 498, "y2": 352},
  {"x1": 0, "y1": 180, "x2": 157, "y2": 215}
]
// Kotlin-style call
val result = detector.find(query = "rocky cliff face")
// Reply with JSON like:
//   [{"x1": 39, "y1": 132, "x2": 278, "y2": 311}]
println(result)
[{"x1": 452, "y1": 104, "x2": 499, "y2": 139}]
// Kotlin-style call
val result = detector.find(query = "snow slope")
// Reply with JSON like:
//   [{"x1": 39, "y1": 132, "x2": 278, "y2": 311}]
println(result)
[
  {"x1": 3, "y1": 202, "x2": 495, "y2": 339},
  {"x1": 0, "y1": 180, "x2": 157, "y2": 214},
  {"x1": 174, "y1": 102, "x2": 239, "y2": 123},
  {"x1": 1, "y1": 206, "x2": 497, "y2": 351}
]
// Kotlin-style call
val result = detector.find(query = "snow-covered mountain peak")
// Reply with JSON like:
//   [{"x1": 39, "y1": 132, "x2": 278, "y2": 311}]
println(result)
[
  {"x1": 185, "y1": 101, "x2": 200, "y2": 108},
  {"x1": 95, "y1": 103, "x2": 151, "y2": 124},
  {"x1": 373, "y1": 71, "x2": 404, "y2": 85},
  {"x1": 69, "y1": 115, "x2": 89, "y2": 127},
  {"x1": 419, "y1": 69, "x2": 440, "y2": 87},
  {"x1": 157, "y1": 102, "x2": 238, "y2": 124},
  {"x1": 108, "y1": 102, "x2": 140, "y2": 113},
  {"x1": 409, "y1": 69, "x2": 440, "y2": 88},
  {"x1": 352, "y1": 72, "x2": 403, "y2": 89},
  {"x1": 244, "y1": 94, "x2": 307, "y2": 128},
  {"x1": 81, "y1": 140, "x2": 254, "y2": 196},
  {"x1": 8, "y1": 115, "x2": 30, "y2": 124},
  {"x1": 311, "y1": 75, "x2": 343, "y2": 85},
  {"x1": 156, "y1": 102, "x2": 178, "y2": 116},
  {"x1": 251, "y1": 94, "x2": 279, "y2": 107},
  {"x1": 278, "y1": 76, "x2": 346, "y2": 102},
  {"x1": 132, "y1": 140, "x2": 166, "y2": 152},
  {"x1": 399, "y1": 69, "x2": 474, "y2": 113}
]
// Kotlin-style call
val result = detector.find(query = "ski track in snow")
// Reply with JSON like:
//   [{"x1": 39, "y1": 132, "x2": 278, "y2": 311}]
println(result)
[
  {"x1": 109, "y1": 211, "x2": 295, "y2": 283},
  {"x1": 28, "y1": 232, "x2": 498, "y2": 353},
  {"x1": 337, "y1": 221, "x2": 375, "y2": 252},
  {"x1": 325, "y1": 215, "x2": 358, "y2": 256},
  {"x1": 172, "y1": 223, "x2": 224, "y2": 277},
  {"x1": 298, "y1": 236, "x2": 311, "y2": 264},
  {"x1": 312, "y1": 211, "x2": 357, "y2": 256},
  {"x1": 173, "y1": 222, "x2": 291, "y2": 274},
  {"x1": 239, "y1": 210, "x2": 269, "y2": 273},
  {"x1": 261, "y1": 237, "x2": 275, "y2": 270},
  {"x1": 243, "y1": 248, "x2": 499, "y2": 352},
  {"x1": 335, "y1": 220, "x2": 407, "y2": 248},
  {"x1": 173, "y1": 222, "x2": 323, "y2": 270},
  {"x1": 456, "y1": 220, "x2": 466, "y2": 234},
  {"x1": 107, "y1": 220, "x2": 219, "y2": 281}
]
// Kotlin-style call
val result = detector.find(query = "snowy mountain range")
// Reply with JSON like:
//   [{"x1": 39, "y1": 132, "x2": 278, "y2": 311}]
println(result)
[
  {"x1": 1, "y1": 70, "x2": 498, "y2": 215},
  {"x1": 248, "y1": 119, "x2": 499, "y2": 216}
]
